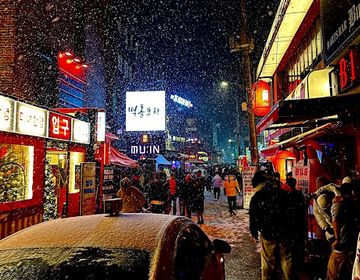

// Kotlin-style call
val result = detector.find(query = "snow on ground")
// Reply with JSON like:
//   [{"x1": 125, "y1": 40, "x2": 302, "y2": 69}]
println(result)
[{"x1": 197, "y1": 190, "x2": 261, "y2": 280}]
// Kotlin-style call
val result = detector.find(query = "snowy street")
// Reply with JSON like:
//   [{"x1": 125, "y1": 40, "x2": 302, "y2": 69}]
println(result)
[{"x1": 197, "y1": 191, "x2": 261, "y2": 280}]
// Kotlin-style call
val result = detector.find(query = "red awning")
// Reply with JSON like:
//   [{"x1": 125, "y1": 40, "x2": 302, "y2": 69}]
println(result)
[
  {"x1": 260, "y1": 122, "x2": 337, "y2": 158},
  {"x1": 110, "y1": 146, "x2": 138, "y2": 168}
]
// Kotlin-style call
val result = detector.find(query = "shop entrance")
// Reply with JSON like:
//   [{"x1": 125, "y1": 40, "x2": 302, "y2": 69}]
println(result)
[{"x1": 45, "y1": 150, "x2": 68, "y2": 218}]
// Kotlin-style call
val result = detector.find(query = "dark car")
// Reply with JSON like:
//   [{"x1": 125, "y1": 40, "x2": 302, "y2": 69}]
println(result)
[{"x1": 0, "y1": 213, "x2": 231, "y2": 280}]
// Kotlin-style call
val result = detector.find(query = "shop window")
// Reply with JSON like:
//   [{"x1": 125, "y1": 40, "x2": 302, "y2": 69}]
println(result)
[
  {"x1": 69, "y1": 152, "x2": 86, "y2": 193},
  {"x1": 0, "y1": 144, "x2": 34, "y2": 203}
]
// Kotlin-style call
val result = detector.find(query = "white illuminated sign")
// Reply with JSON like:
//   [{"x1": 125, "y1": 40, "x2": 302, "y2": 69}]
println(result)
[
  {"x1": 126, "y1": 91, "x2": 166, "y2": 131},
  {"x1": 72, "y1": 119, "x2": 90, "y2": 144},
  {"x1": 16, "y1": 102, "x2": 47, "y2": 137},
  {"x1": 170, "y1": 94, "x2": 193, "y2": 108},
  {"x1": 0, "y1": 96, "x2": 15, "y2": 132},
  {"x1": 96, "y1": 111, "x2": 106, "y2": 142}
]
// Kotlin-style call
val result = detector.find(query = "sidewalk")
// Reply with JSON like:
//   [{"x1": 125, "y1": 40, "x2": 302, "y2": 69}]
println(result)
[{"x1": 199, "y1": 190, "x2": 261, "y2": 280}]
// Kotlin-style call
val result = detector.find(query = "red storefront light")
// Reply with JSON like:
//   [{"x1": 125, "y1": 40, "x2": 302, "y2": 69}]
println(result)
[{"x1": 252, "y1": 80, "x2": 271, "y2": 117}]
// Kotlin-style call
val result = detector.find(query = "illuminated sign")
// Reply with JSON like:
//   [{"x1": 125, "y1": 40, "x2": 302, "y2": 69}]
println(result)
[
  {"x1": 130, "y1": 145, "x2": 160, "y2": 155},
  {"x1": 0, "y1": 95, "x2": 15, "y2": 132},
  {"x1": 170, "y1": 94, "x2": 193, "y2": 108},
  {"x1": 126, "y1": 91, "x2": 166, "y2": 131},
  {"x1": 96, "y1": 111, "x2": 106, "y2": 142},
  {"x1": 49, "y1": 112, "x2": 71, "y2": 140},
  {"x1": 72, "y1": 119, "x2": 90, "y2": 144},
  {"x1": 337, "y1": 48, "x2": 360, "y2": 93},
  {"x1": 16, "y1": 102, "x2": 47, "y2": 137}
]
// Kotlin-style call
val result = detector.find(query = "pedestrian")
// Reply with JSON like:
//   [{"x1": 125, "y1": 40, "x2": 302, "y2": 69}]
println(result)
[
  {"x1": 327, "y1": 177, "x2": 358, "y2": 280},
  {"x1": 249, "y1": 171, "x2": 294, "y2": 280},
  {"x1": 178, "y1": 173, "x2": 193, "y2": 219},
  {"x1": 286, "y1": 177, "x2": 307, "y2": 278},
  {"x1": 212, "y1": 172, "x2": 223, "y2": 200},
  {"x1": 273, "y1": 172, "x2": 283, "y2": 189},
  {"x1": 223, "y1": 172, "x2": 240, "y2": 215},
  {"x1": 281, "y1": 172, "x2": 293, "y2": 192},
  {"x1": 166, "y1": 172, "x2": 177, "y2": 215},
  {"x1": 148, "y1": 173, "x2": 169, "y2": 214},
  {"x1": 117, "y1": 177, "x2": 146, "y2": 213},
  {"x1": 313, "y1": 193, "x2": 336, "y2": 243},
  {"x1": 192, "y1": 170, "x2": 205, "y2": 224}
]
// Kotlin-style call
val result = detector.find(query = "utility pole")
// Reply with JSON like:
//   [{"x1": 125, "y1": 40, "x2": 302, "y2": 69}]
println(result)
[{"x1": 230, "y1": 0, "x2": 259, "y2": 166}]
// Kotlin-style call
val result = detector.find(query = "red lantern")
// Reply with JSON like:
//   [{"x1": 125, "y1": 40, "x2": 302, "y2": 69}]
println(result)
[{"x1": 252, "y1": 80, "x2": 271, "y2": 117}]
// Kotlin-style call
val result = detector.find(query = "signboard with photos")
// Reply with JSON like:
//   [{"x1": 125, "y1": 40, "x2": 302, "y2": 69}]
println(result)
[
  {"x1": 80, "y1": 162, "x2": 97, "y2": 216},
  {"x1": 242, "y1": 166, "x2": 257, "y2": 209}
]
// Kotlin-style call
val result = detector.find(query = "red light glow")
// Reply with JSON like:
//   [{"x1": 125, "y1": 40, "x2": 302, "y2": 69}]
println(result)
[{"x1": 66, "y1": 59, "x2": 73, "y2": 64}]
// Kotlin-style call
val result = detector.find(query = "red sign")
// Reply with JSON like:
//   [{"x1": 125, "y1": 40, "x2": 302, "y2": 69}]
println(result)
[
  {"x1": 338, "y1": 48, "x2": 360, "y2": 92},
  {"x1": 49, "y1": 112, "x2": 71, "y2": 140}
]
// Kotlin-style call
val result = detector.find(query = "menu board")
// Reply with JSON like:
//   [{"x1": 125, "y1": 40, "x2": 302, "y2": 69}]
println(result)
[
  {"x1": 103, "y1": 165, "x2": 115, "y2": 194},
  {"x1": 80, "y1": 162, "x2": 96, "y2": 215},
  {"x1": 242, "y1": 166, "x2": 257, "y2": 209}
]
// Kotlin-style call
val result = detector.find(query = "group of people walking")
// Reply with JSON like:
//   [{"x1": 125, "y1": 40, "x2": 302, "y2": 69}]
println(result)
[
  {"x1": 249, "y1": 170, "x2": 359, "y2": 280},
  {"x1": 116, "y1": 169, "x2": 206, "y2": 224}
]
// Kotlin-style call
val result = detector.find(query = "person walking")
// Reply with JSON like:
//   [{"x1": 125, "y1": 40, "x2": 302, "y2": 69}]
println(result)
[
  {"x1": 148, "y1": 173, "x2": 169, "y2": 214},
  {"x1": 166, "y1": 172, "x2": 177, "y2": 215},
  {"x1": 192, "y1": 170, "x2": 205, "y2": 224},
  {"x1": 249, "y1": 171, "x2": 294, "y2": 280},
  {"x1": 223, "y1": 172, "x2": 240, "y2": 215},
  {"x1": 117, "y1": 177, "x2": 146, "y2": 213},
  {"x1": 212, "y1": 172, "x2": 223, "y2": 200},
  {"x1": 286, "y1": 177, "x2": 307, "y2": 278},
  {"x1": 327, "y1": 177, "x2": 358, "y2": 280}
]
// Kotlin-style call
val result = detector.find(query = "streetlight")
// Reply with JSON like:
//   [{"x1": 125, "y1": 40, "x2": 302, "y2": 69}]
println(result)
[{"x1": 220, "y1": 81, "x2": 242, "y2": 159}]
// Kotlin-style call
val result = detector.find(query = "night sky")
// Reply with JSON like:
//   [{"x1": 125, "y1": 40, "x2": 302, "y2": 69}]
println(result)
[{"x1": 135, "y1": 0, "x2": 280, "y2": 151}]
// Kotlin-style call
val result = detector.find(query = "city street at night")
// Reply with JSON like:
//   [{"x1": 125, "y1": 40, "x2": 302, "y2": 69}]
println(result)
[{"x1": 1, "y1": 0, "x2": 360, "y2": 279}]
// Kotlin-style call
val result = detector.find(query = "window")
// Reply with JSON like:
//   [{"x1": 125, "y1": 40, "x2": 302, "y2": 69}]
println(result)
[
  {"x1": 69, "y1": 151, "x2": 86, "y2": 193},
  {"x1": 0, "y1": 144, "x2": 34, "y2": 202},
  {"x1": 174, "y1": 226, "x2": 212, "y2": 280}
]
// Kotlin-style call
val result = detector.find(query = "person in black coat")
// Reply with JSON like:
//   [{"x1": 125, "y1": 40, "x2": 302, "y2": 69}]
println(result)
[{"x1": 192, "y1": 170, "x2": 205, "y2": 224}]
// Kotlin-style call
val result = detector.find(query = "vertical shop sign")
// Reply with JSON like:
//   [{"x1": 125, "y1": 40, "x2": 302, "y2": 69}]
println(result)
[
  {"x1": 80, "y1": 162, "x2": 96, "y2": 215},
  {"x1": 0, "y1": 95, "x2": 15, "y2": 132},
  {"x1": 293, "y1": 165, "x2": 311, "y2": 195},
  {"x1": 102, "y1": 165, "x2": 115, "y2": 194},
  {"x1": 16, "y1": 102, "x2": 48, "y2": 137},
  {"x1": 48, "y1": 112, "x2": 71, "y2": 140},
  {"x1": 96, "y1": 111, "x2": 106, "y2": 142},
  {"x1": 242, "y1": 166, "x2": 257, "y2": 209}
]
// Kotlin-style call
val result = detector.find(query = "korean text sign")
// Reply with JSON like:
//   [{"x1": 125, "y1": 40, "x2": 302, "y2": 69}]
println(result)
[
  {"x1": 49, "y1": 112, "x2": 71, "y2": 140},
  {"x1": 0, "y1": 96, "x2": 15, "y2": 132},
  {"x1": 126, "y1": 91, "x2": 166, "y2": 131},
  {"x1": 16, "y1": 102, "x2": 47, "y2": 137}
]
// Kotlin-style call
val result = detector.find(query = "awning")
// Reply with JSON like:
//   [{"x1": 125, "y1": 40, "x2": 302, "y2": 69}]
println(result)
[
  {"x1": 110, "y1": 146, "x2": 138, "y2": 168},
  {"x1": 260, "y1": 122, "x2": 340, "y2": 158},
  {"x1": 257, "y1": 93, "x2": 360, "y2": 134},
  {"x1": 105, "y1": 131, "x2": 119, "y2": 141},
  {"x1": 156, "y1": 154, "x2": 171, "y2": 165}
]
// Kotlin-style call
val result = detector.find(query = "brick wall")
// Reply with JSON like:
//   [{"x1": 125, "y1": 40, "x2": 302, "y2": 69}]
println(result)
[{"x1": 0, "y1": 1, "x2": 16, "y2": 95}]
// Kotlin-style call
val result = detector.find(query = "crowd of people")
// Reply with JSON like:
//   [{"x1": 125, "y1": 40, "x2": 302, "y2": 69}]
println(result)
[
  {"x1": 249, "y1": 170, "x2": 360, "y2": 280},
  {"x1": 113, "y1": 165, "x2": 359, "y2": 280}
]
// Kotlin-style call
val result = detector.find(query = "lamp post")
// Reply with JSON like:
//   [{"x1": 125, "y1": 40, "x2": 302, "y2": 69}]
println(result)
[{"x1": 220, "y1": 81, "x2": 242, "y2": 160}]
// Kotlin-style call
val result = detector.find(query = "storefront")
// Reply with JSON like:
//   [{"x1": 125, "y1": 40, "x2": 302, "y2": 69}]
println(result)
[
  {"x1": 0, "y1": 94, "x2": 90, "y2": 239},
  {"x1": 254, "y1": 0, "x2": 360, "y2": 239}
]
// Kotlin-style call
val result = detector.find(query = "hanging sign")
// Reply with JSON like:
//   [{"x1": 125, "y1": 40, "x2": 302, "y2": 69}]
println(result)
[
  {"x1": 16, "y1": 102, "x2": 48, "y2": 137},
  {"x1": 96, "y1": 111, "x2": 106, "y2": 142},
  {"x1": 0, "y1": 95, "x2": 15, "y2": 132},
  {"x1": 48, "y1": 112, "x2": 71, "y2": 140}
]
